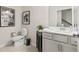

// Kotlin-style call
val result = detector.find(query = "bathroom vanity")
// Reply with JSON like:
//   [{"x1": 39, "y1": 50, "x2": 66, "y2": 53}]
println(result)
[
  {"x1": 42, "y1": 27, "x2": 78, "y2": 52},
  {"x1": 42, "y1": 6, "x2": 79, "y2": 52}
]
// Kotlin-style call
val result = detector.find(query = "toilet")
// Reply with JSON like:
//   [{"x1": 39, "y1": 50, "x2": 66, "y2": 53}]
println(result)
[{"x1": 12, "y1": 28, "x2": 28, "y2": 47}]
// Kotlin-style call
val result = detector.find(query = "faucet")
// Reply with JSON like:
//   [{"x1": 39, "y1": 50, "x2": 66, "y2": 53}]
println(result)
[{"x1": 59, "y1": 24, "x2": 65, "y2": 31}]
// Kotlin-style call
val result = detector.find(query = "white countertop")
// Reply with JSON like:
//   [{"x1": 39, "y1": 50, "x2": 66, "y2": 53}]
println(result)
[{"x1": 42, "y1": 27, "x2": 78, "y2": 36}]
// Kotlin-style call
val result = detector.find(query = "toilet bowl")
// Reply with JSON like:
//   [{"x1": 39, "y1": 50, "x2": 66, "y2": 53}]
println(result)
[
  {"x1": 12, "y1": 28, "x2": 28, "y2": 47},
  {"x1": 12, "y1": 35, "x2": 24, "y2": 47}
]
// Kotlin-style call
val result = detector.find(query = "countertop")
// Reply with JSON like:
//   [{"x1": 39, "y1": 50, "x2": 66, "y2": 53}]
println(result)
[{"x1": 39, "y1": 27, "x2": 78, "y2": 36}]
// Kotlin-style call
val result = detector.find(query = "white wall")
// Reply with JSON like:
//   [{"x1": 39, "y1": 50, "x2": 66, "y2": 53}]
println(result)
[
  {"x1": 76, "y1": 7, "x2": 79, "y2": 32},
  {"x1": 0, "y1": 6, "x2": 22, "y2": 44},
  {"x1": 22, "y1": 6, "x2": 49, "y2": 46}
]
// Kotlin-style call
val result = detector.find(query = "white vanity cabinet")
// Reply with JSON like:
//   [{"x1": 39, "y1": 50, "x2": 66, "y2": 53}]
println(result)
[
  {"x1": 42, "y1": 32, "x2": 77, "y2": 52},
  {"x1": 43, "y1": 32, "x2": 58, "y2": 52}
]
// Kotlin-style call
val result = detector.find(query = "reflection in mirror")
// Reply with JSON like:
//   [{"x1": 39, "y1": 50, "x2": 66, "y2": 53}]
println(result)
[{"x1": 57, "y1": 9, "x2": 72, "y2": 27}]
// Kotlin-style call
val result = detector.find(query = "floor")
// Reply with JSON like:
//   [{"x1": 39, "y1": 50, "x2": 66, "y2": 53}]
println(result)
[{"x1": 0, "y1": 45, "x2": 38, "y2": 52}]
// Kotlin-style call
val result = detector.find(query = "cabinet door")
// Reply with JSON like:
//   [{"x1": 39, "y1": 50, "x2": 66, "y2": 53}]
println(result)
[
  {"x1": 43, "y1": 39, "x2": 58, "y2": 52},
  {"x1": 62, "y1": 45, "x2": 77, "y2": 52}
]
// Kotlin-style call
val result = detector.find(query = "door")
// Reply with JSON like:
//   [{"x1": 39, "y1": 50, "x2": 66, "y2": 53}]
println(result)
[{"x1": 43, "y1": 39, "x2": 58, "y2": 52}]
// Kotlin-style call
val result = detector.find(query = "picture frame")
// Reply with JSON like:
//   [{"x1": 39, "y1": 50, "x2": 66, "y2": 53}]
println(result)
[
  {"x1": 22, "y1": 11, "x2": 30, "y2": 25},
  {"x1": 0, "y1": 6, "x2": 15, "y2": 27}
]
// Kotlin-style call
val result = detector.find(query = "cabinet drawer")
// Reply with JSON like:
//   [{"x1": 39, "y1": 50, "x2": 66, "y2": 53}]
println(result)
[
  {"x1": 71, "y1": 37, "x2": 77, "y2": 45},
  {"x1": 53, "y1": 34, "x2": 68, "y2": 43},
  {"x1": 43, "y1": 32, "x2": 52, "y2": 39}
]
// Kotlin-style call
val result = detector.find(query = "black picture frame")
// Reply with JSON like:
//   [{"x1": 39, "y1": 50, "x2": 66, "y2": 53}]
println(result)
[
  {"x1": 0, "y1": 6, "x2": 15, "y2": 27},
  {"x1": 22, "y1": 11, "x2": 30, "y2": 25}
]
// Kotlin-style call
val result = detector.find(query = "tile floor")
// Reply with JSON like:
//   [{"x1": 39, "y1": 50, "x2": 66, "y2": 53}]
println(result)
[{"x1": 0, "y1": 45, "x2": 38, "y2": 52}]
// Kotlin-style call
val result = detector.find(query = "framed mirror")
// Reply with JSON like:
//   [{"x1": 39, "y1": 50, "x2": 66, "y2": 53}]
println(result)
[{"x1": 57, "y1": 8, "x2": 72, "y2": 27}]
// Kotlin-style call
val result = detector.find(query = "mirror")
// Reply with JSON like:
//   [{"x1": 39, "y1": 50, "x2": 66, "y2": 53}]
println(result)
[{"x1": 57, "y1": 8, "x2": 72, "y2": 27}]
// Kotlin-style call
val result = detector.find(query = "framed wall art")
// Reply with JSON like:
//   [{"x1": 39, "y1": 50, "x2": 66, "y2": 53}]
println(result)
[
  {"x1": 22, "y1": 11, "x2": 30, "y2": 25},
  {"x1": 0, "y1": 6, "x2": 15, "y2": 27}
]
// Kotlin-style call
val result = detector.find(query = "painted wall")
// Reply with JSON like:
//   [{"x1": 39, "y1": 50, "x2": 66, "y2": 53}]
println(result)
[
  {"x1": 22, "y1": 6, "x2": 49, "y2": 46},
  {"x1": 0, "y1": 6, "x2": 22, "y2": 45},
  {"x1": 75, "y1": 7, "x2": 79, "y2": 32}
]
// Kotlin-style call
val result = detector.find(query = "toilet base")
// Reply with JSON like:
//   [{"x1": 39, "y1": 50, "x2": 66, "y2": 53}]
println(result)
[{"x1": 14, "y1": 40, "x2": 24, "y2": 47}]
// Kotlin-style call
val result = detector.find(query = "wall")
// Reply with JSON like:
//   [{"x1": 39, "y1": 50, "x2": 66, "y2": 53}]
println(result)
[
  {"x1": 22, "y1": 6, "x2": 49, "y2": 46},
  {"x1": 76, "y1": 7, "x2": 79, "y2": 32},
  {"x1": 0, "y1": 6, "x2": 22, "y2": 45}
]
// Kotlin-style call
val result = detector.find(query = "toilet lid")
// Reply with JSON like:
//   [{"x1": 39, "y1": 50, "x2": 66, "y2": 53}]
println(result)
[{"x1": 21, "y1": 28, "x2": 27, "y2": 36}]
